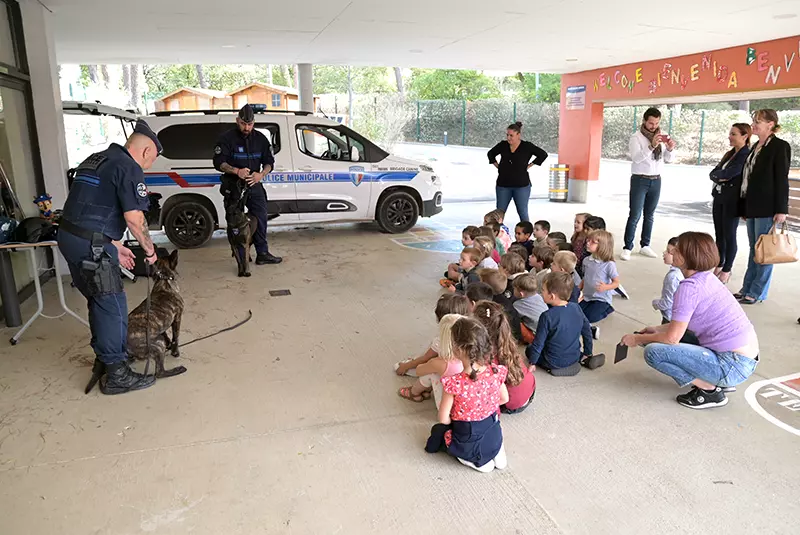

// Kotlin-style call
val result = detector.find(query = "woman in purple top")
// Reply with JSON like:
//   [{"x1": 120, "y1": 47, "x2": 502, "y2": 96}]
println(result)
[{"x1": 621, "y1": 232, "x2": 759, "y2": 409}]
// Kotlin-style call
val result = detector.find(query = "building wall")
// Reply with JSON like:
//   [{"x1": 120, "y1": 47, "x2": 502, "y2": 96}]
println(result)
[{"x1": 231, "y1": 87, "x2": 291, "y2": 110}]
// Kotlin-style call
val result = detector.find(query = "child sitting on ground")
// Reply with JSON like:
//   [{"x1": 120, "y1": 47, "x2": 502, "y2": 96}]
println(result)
[
  {"x1": 395, "y1": 294, "x2": 471, "y2": 376},
  {"x1": 474, "y1": 301, "x2": 536, "y2": 414},
  {"x1": 508, "y1": 242, "x2": 531, "y2": 271},
  {"x1": 571, "y1": 212, "x2": 591, "y2": 261},
  {"x1": 445, "y1": 247, "x2": 482, "y2": 293},
  {"x1": 499, "y1": 252, "x2": 526, "y2": 301},
  {"x1": 478, "y1": 268, "x2": 513, "y2": 315},
  {"x1": 529, "y1": 245, "x2": 555, "y2": 290},
  {"x1": 398, "y1": 314, "x2": 465, "y2": 407},
  {"x1": 444, "y1": 226, "x2": 482, "y2": 283},
  {"x1": 551, "y1": 250, "x2": 581, "y2": 303},
  {"x1": 474, "y1": 236, "x2": 499, "y2": 268},
  {"x1": 514, "y1": 221, "x2": 535, "y2": 258},
  {"x1": 484, "y1": 209, "x2": 513, "y2": 251},
  {"x1": 546, "y1": 231, "x2": 568, "y2": 250},
  {"x1": 533, "y1": 220, "x2": 550, "y2": 247},
  {"x1": 579, "y1": 230, "x2": 619, "y2": 339},
  {"x1": 512, "y1": 273, "x2": 548, "y2": 343},
  {"x1": 465, "y1": 282, "x2": 494, "y2": 310},
  {"x1": 652, "y1": 237, "x2": 683, "y2": 323},
  {"x1": 526, "y1": 272, "x2": 603, "y2": 376},
  {"x1": 425, "y1": 317, "x2": 509, "y2": 473},
  {"x1": 480, "y1": 224, "x2": 506, "y2": 257},
  {"x1": 576, "y1": 215, "x2": 606, "y2": 277}
]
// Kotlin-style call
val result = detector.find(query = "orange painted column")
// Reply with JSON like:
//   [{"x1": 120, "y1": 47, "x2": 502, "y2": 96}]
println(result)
[{"x1": 557, "y1": 35, "x2": 800, "y2": 201}]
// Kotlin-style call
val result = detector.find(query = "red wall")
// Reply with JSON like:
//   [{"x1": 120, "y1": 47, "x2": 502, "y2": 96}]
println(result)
[{"x1": 559, "y1": 35, "x2": 800, "y2": 182}]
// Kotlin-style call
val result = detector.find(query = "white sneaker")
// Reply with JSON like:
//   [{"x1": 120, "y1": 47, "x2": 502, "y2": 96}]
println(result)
[
  {"x1": 639, "y1": 246, "x2": 658, "y2": 258},
  {"x1": 620, "y1": 249, "x2": 632, "y2": 261},
  {"x1": 615, "y1": 284, "x2": 630, "y2": 300},
  {"x1": 458, "y1": 457, "x2": 495, "y2": 473},
  {"x1": 493, "y1": 444, "x2": 508, "y2": 470}
]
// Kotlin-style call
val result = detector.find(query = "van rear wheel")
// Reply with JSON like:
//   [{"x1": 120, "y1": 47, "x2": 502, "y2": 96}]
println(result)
[
  {"x1": 164, "y1": 201, "x2": 215, "y2": 248},
  {"x1": 376, "y1": 191, "x2": 419, "y2": 234}
]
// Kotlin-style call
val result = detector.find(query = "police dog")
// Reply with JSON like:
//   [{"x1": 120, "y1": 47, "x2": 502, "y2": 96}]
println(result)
[
  {"x1": 127, "y1": 250, "x2": 187, "y2": 378},
  {"x1": 226, "y1": 191, "x2": 257, "y2": 277}
]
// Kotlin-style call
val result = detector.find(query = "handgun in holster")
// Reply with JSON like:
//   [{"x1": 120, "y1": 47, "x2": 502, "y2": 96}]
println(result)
[{"x1": 79, "y1": 232, "x2": 121, "y2": 295}]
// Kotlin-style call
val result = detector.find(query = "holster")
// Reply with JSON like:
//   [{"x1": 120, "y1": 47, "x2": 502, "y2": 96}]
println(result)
[{"x1": 78, "y1": 232, "x2": 123, "y2": 296}]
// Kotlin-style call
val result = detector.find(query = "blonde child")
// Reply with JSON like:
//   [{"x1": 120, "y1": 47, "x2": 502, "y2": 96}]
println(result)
[
  {"x1": 398, "y1": 314, "x2": 465, "y2": 406},
  {"x1": 395, "y1": 294, "x2": 471, "y2": 376},
  {"x1": 652, "y1": 237, "x2": 683, "y2": 323},
  {"x1": 481, "y1": 223, "x2": 506, "y2": 256},
  {"x1": 484, "y1": 209, "x2": 513, "y2": 251},
  {"x1": 552, "y1": 250, "x2": 581, "y2": 303},
  {"x1": 445, "y1": 226, "x2": 482, "y2": 283},
  {"x1": 474, "y1": 301, "x2": 536, "y2": 414},
  {"x1": 474, "y1": 235, "x2": 499, "y2": 268},
  {"x1": 579, "y1": 230, "x2": 620, "y2": 338},
  {"x1": 425, "y1": 317, "x2": 509, "y2": 473}
]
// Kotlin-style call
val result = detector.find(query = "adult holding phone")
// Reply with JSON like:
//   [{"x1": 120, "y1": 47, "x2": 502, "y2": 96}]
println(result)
[
  {"x1": 487, "y1": 122, "x2": 548, "y2": 223},
  {"x1": 621, "y1": 108, "x2": 676, "y2": 261},
  {"x1": 735, "y1": 109, "x2": 790, "y2": 305},
  {"x1": 709, "y1": 123, "x2": 752, "y2": 284},
  {"x1": 620, "y1": 232, "x2": 759, "y2": 409}
]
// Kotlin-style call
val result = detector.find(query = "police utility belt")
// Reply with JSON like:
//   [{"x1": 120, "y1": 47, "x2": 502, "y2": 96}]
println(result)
[{"x1": 60, "y1": 219, "x2": 122, "y2": 295}]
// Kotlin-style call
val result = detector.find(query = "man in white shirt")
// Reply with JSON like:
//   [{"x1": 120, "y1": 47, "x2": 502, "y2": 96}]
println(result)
[{"x1": 621, "y1": 107, "x2": 676, "y2": 261}]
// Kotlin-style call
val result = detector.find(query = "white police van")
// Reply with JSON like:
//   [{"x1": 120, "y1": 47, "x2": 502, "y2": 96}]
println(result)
[{"x1": 63, "y1": 102, "x2": 443, "y2": 248}]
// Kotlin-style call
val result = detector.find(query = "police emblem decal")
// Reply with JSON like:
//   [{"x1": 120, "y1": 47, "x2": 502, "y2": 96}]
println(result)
[
  {"x1": 349, "y1": 166, "x2": 366, "y2": 187},
  {"x1": 137, "y1": 183, "x2": 148, "y2": 198},
  {"x1": 214, "y1": 146, "x2": 222, "y2": 155}
]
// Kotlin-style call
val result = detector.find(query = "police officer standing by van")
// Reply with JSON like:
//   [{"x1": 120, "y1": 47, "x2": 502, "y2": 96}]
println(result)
[
  {"x1": 58, "y1": 121, "x2": 161, "y2": 395},
  {"x1": 213, "y1": 104, "x2": 282, "y2": 265}
]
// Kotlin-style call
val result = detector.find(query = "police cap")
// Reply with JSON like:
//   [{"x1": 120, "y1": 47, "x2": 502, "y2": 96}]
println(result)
[
  {"x1": 133, "y1": 119, "x2": 163, "y2": 154},
  {"x1": 238, "y1": 104, "x2": 255, "y2": 123}
]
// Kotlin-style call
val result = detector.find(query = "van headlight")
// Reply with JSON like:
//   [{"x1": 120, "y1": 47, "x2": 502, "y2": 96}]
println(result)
[{"x1": 419, "y1": 164, "x2": 434, "y2": 173}]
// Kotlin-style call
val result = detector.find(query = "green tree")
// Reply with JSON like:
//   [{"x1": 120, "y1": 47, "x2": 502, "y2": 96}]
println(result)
[
  {"x1": 142, "y1": 64, "x2": 198, "y2": 97},
  {"x1": 313, "y1": 65, "x2": 393, "y2": 94},
  {"x1": 516, "y1": 73, "x2": 561, "y2": 103},
  {"x1": 408, "y1": 69, "x2": 501, "y2": 100}
]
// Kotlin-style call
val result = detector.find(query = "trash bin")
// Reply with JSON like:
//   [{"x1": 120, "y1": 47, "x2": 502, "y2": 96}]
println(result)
[{"x1": 548, "y1": 164, "x2": 569, "y2": 202}]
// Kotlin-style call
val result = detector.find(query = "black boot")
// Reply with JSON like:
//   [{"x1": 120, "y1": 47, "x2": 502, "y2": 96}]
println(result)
[
  {"x1": 100, "y1": 361, "x2": 156, "y2": 395},
  {"x1": 84, "y1": 358, "x2": 106, "y2": 394},
  {"x1": 256, "y1": 252, "x2": 282, "y2": 265}
]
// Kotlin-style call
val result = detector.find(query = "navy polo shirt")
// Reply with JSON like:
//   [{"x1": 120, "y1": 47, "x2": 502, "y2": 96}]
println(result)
[
  {"x1": 213, "y1": 127, "x2": 275, "y2": 177},
  {"x1": 61, "y1": 143, "x2": 150, "y2": 240}
]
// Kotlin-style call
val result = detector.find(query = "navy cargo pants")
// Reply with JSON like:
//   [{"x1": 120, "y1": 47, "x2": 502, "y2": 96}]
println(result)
[
  {"x1": 245, "y1": 183, "x2": 269, "y2": 255},
  {"x1": 57, "y1": 230, "x2": 128, "y2": 365}
]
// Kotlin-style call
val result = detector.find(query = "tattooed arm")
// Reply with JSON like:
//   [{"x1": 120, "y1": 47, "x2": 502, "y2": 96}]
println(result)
[{"x1": 124, "y1": 210, "x2": 156, "y2": 262}]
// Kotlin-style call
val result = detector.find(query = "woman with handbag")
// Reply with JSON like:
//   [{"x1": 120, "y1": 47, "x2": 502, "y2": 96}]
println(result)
[
  {"x1": 620, "y1": 232, "x2": 759, "y2": 409},
  {"x1": 710, "y1": 123, "x2": 751, "y2": 284},
  {"x1": 736, "y1": 109, "x2": 791, "y2": 305}
]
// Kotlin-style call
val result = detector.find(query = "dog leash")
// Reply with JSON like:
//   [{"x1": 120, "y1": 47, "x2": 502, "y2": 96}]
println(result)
[
  {"x1": 177, "y1": 310, "x2": 253, "y2": 348},
  {"x1": 142, "y1": 261, "x2": 154, "y2": 379}
]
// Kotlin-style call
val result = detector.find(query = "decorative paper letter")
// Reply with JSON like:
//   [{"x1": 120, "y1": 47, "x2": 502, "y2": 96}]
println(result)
[
  {"x1": 635, "y1": 67, "x2": 643, "y2": 84},
  {"x1": 727, "y1": 71, "x2": 738, "y2": 88},
  {"x1": 757, "y1": 52, "x2": 769, "y2": 72},
  {"x1": 690, "y1": 64, "x2": 699, "y2": 81}
]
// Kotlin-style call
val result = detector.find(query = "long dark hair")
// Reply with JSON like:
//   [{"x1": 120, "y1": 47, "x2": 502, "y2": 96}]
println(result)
[
  {"x1": 720, "y1": 122, "x2": 752, "y2": 165},
  {"x1": 472, "y1": 301, "x2": 525, "y2": 386},
  {"x1": 451, "y1": 317, "x2": 495, "y2": 381}
]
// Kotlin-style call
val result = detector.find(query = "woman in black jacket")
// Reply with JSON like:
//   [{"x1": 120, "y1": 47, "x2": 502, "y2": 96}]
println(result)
[
  {"x1": 736, "y1": 109, "x2": 791, "y2": 305},
  {"x1": 487, "y1": 122, "x2": 548, "y2": 223},
  {"x1": 709, "y1": 123, "x2": 751, "y2": 284}
]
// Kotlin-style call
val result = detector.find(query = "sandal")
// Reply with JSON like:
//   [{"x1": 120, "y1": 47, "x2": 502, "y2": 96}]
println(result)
[
  {"x1": 740, "y1": 296, "x2": 762, "y2": 305},
  {"x1": 398, "y1": 386, "x2": 424, "y2": 403},
  {"x1": 733, "y1": 292, "x2": 744, "y2": 300}
]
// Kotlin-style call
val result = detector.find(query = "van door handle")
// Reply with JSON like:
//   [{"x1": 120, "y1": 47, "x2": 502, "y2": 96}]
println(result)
[
  {"x1": 273, "y1": 166, "x2": 287, "y2": 172},
  {"x1": 299, "y1": 166, "x2": 313, "y2": 172}
]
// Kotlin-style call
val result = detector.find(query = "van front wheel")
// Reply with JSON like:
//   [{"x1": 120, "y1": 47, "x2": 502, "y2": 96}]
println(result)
[
  {"x1": 164, "y1": 202, "x2": 215, "y2": 248},
  {"x1": 376, "y1": 191, "x2": 419, "y2": 234}
]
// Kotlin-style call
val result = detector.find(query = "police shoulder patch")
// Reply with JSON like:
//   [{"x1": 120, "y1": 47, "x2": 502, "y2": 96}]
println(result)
[
  {"x1": 137, "y1": 183, "x2": 148, "y2": 198},
  {"x1": 215, "y1": 146, "x2": 222, "y2": 155}
]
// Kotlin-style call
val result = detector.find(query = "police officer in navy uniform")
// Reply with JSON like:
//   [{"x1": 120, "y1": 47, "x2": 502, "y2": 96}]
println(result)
[
  {"x1": 213, "y1": 104, "x2": 282, "y2": 265},
  {"x1": 58, "y1": 120, "x2": 161, "y2": 395}
]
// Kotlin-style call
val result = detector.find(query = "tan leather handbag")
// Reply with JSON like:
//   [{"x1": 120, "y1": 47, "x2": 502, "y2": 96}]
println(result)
[{"x1": 755, "y1": 223, "x2": 800, "y2": 264}]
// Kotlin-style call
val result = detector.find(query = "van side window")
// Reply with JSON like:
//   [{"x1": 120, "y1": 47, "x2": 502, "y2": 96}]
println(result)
[
  {"x1": 295, "y1": 125, "x2": 365, "y2": 163},
  {"x1": 158, "y1": 122, "x2": 281, "y2": 160}
]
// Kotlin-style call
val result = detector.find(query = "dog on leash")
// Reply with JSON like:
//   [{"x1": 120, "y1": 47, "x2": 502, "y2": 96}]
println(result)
[
  {"x1": 127, "y1": 249, "x2": 187, "y2": 378},
  {"x1": 225, "y1": 186, "x2": 257, "y2": 277}
]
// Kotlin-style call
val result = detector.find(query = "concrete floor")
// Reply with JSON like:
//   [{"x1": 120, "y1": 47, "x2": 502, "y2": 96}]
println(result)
[{"x1": 1, "y1": 197, "x2": 799, "y2": 535}]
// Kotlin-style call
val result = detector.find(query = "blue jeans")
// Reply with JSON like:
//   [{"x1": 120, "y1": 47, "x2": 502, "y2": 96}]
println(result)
[
  {"x1": 496, "y1": 185, "x2": 531, "y2": 222},
  {"x1": 644, "y1": 343, "x2": 758, "y2": 388},
  {"x1": 740, "y1": 217, "x2": 774, "y2": 300},
  {"x1": 58, "y1": 230, "x2": 129, "y2": 365},
  {"x1": 624, "y1": 176, "x2": 661, "y2": 251}
]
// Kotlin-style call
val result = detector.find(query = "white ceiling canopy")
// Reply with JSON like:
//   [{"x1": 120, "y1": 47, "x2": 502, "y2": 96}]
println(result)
[{"x1": 44, "y1": 0, "x2": 800, "y2": 73}]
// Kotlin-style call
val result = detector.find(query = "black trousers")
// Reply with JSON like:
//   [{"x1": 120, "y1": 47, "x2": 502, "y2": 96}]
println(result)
[{"x1": 712, "y1": 196, "x2": 740, "y2": 273}]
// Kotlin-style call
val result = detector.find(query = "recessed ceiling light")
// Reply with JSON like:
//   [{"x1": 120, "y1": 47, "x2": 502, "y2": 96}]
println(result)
[
  {"x1": 221, "y1": 44, "x2": 236, "y2": 49},
  {"x1": 566, "y1": 58, "x2": 578, "y2": 62},
  {"x1": 773, "y1": 13, "x2": 797, "y2": 19}
]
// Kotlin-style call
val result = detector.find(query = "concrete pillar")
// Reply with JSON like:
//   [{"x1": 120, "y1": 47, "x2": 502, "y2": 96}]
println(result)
[
  {"x1": 20, "y1": 0, "x2": 69, "y2": 208},
  {"x1": 557, "y1": 82, "x2": 604, "y2": 203},
  {"x1": 297, "y1": 63, "x2": 314, "y2": 112}
]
